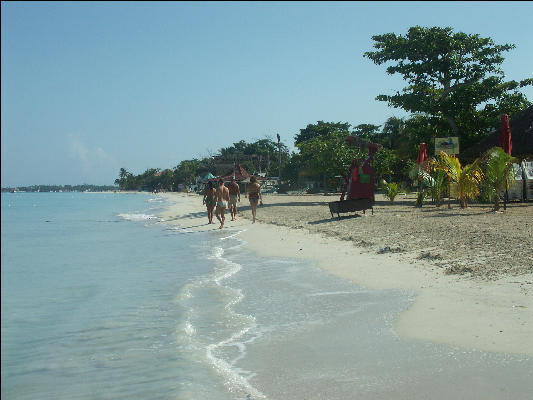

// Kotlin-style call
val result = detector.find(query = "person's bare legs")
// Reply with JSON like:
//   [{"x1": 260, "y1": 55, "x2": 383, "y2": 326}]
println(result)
[
  {"x1": 208, "y1": 206, "x2": 214, "y2": 224},
  {"x1": 231, "y1": 205, "x2": 237, "y2": 221},
  {"x1": 219, "y1": 207, "x2": 226, "y2": 229},
  {"x1": 215, "y1": 206, "x2": 222, "y2": 226},
  {"x1": 251, "y1": 203, "x2": 257, "y2": 223}
]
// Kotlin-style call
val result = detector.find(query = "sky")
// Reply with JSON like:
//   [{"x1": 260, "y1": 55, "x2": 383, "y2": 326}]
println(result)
[{"x1": 2, "y1": 1, "x2": 533, "y2": 187}]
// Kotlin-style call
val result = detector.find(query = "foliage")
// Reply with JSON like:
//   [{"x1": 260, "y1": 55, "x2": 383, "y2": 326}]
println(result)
[
  {"x1": 216, "y1": 137, "x2": 290, "y2": 177},
  {"x1": 427, "y1": 160, "x2": 449, "y2": 206},
  {"x1": 294, "y1": 121, "x2": 351, "y2": 146},
  {"x1": 296, "y1": 131, "x2": 362, "y2": 180},
  {"x1": 376, "y1": 116, "x2": 405, "y2": 148},
  {"x1": 364, "y1": 26, "x2": 532, "y2": 150},
  {"x1": 412, "y1": 159, "x2": 448, "y2": 206},
  {"x1": 479, "y1": 147, "x2": 517, "y2": 210},
  {"x1": 174, "y1": 159, "x2": 207, "y2": 187},
  {"x1": 439, "y1": 152, "x2": 483, "y2": 208},
  {"x1": 281, "y1": 152, "x2": 307, "y2": 184},
  {"x1": 114, "y1": 168, "x2": 138, "y2": 190},
  {"x1": 380, "y1": 180, "x2": 399, "y2": 203},
  {"x1": 409, "y1": 159, "x2": 447, "y2": 207},
  {"x1": 351, "y1": 123, "x2": 381, "y2": 142}
]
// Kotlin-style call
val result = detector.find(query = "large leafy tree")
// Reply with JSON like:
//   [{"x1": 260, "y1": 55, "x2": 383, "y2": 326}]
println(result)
[
  {"x1": 296, "y1": 131, "x2": 362, "y2": 180},
  {"x1": 114, "y1": 168, "x2": 137, "y2": 190},
  {"x1": 378, "y1": 117, "x2": 405, "y2": 149},
  {"x1": 351, "y1": 123, "x2": 382, "y2": 142},
  {"x1": 173, "y1": 159, "x2": 206, "y2": 187},
  {"x1": 364, "y1": 26, "x2": 531, "y2": 149},
  {"x1": 217, "y1": 137, "x2": 290, "y2": 176},
  {"x1": 294, "y1": 121, "x2": 351, "y2": 146}
]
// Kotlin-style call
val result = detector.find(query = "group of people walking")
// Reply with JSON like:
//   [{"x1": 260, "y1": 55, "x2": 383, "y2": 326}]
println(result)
[{"x1": 202, "y1": 176, "x2": 263, "y2": 229}]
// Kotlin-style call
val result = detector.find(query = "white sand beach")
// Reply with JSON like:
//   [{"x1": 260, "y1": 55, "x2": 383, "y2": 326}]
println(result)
[{"x1": 158, "y1": 192, "x2": 533, "y2": 356}]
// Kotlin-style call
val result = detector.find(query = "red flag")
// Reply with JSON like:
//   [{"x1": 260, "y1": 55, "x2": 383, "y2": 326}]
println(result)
[
  {"x1": 499, "y1": 114, "x2": 512, "y2": 155},
  {"x1": 417, "y1": 143, "x2": 429, "y2": 173}
]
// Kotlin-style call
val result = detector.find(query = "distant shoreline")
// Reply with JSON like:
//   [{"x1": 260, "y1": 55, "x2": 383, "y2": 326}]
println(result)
[{"x1": 1, "y1": 185, "x2": 119, "y2": 193}]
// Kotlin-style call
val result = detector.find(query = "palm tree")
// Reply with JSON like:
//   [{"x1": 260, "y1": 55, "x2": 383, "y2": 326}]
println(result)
[
  {"x1": 115, "y1": 168, "x2": 130, "y2": 189},
  {"x1": 440, "y1": 152, "x2": 483, "y2": 208},
  {"x1": 480, "y1": 147, "x2": 517, "y2": 211},
  {"x1": 409, "y1": 157, "x2": 448, "y2": 207}
]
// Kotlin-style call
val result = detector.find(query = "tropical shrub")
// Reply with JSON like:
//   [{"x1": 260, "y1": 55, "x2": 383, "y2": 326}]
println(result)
[
  {"x1": 427, "y1": 159, "x2": 448, "y2": 206},
  {"x1": 440, "y1": 152, "x2": 483, "y2": 208},
  {"x1": 381, "y1": 180, "x2": 399, "y2": 204},
  {"x1": 409, "y1": 159, "x2": 447, "y2": 207},
  {"x1": 480, "y1": 147, "x2": 517, "y2": 210}
]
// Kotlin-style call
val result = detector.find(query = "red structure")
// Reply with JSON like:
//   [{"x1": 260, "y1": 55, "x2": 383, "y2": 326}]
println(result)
[
  {"x1": 341, "y1": 137, "x2": 380, "y2": 203},
  {"x1": 328, "y1": 137, "x2": 380, "y2": 218},
  {"x1": 417, "y1": 143, "x2": 428, "y2": 165},
  {"x1": 499, "y1": 114, "x2": 512, "y2": 155}
]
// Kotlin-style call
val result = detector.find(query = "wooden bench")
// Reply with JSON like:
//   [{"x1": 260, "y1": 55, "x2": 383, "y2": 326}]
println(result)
[{"x1": 328, "y1": 198, "x2": 373, "y2": 218}]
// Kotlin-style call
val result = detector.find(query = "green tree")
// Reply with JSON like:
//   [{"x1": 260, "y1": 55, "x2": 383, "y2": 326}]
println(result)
[
  {"x1": 400, "y1": 114, "x2": 446, "y2": 159},
  {"x1": 136, "y1": 168, "x2": 160, "y2": 191},
  {"x1": 294, "y1": 121, "x2": 351, "y2": 146},
  {"x1": 114, "y1": 168, "x2": 137, "y2": 190},
  {"x1": 158, "y1": 169, "x2": 175, "y2": 191},
  {"x1": 373, "y1": 147, "x2": 406, "y2": 183},
  {"x1": 352, "y1": 123, "x2": 381, "y2": 142},
  {"x1": 364, "y1": 26, "x2": 531, "y2": 149},
  {"x1": 378, "y1": 117, "x2": 405, "y2": 148},
  {"x1": 173, "y1": 159, "x2": 206, "y2": 187},
  {"x1": 281, "y1": 152, "x2": 308, "y2": 186},
  {"x1": 114, "y1": 168, "x2": 129, "y2": 189},
  {"x1": 297, "y1": 131, "x2": 362, "y2": 182},
  {"x1": 216, "y1": 137, "x2": 290, "y2": 176}
]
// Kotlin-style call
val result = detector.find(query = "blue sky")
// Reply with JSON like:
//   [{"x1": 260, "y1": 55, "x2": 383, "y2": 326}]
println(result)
[{"x1": 2, "y1": 1, "x2": 532, "y2": 186}]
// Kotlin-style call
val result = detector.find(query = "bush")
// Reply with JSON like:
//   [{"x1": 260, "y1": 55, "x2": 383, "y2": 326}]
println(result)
[{"x1": 381, "y1": 180, "x2": 399, "y2": 203}]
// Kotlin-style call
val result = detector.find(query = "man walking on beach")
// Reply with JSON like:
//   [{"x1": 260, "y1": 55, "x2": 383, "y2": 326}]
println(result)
[
  {"x1": 228, "y1": 177, "x2": 241, "y2": 221},
  {"x1": 215, "y1": 179, "x2": 230, "y2": 229},
  {"x1": 202, "y1": 181, "x2": 216, "y2": 224},
  {"x1": 245, "y1": 176, "x2": 263, "y2": 223}
]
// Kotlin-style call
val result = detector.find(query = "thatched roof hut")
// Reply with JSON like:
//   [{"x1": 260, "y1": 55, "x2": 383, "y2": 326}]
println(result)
[
  {"x1": 221, "y1": 163, "x2": 251, "y2": 182},
  {"x1": 461, "y1": 105, "x2": 533, "y2": 161}
]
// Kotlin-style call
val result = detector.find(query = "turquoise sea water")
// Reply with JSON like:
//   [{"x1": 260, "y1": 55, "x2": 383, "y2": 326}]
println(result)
[{"x1": 1, "y1": 193, "x2": 532, "y2": 400}]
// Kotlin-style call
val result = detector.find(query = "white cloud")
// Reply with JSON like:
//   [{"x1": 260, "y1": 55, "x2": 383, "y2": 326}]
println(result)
[
  {"x1": 67, "y1": 134, "x2": 119, "y2": 183},
  {"x1": 68, "y1": 134, "x2": 90, "y2": 166}
]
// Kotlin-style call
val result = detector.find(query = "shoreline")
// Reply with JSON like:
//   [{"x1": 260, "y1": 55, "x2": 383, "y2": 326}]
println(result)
[{"x1": 158, "y1": 192, "x2": 533, "y2": 355}]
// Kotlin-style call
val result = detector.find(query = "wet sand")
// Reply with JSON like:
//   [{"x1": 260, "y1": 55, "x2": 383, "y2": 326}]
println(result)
[{"x1": 158, "y1": 192, "x2": 533, "y2": 355}]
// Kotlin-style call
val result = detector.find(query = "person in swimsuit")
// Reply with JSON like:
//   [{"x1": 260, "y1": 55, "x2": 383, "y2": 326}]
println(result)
[
  {"x1": 215, "y1": 179, "x2": 230, "y2": 229},
  {"x1": 202, "y1": 181, "x2": 216, "y2": 224},
  {"x1": 227, "y1": 177, "x2": 241, "y2": 221},
  {"x1": 245, "y1": 176, "x2": 262, "y2": 223}
]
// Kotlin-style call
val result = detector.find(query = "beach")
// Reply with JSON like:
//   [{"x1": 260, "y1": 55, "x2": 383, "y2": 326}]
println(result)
[{"x1": 159, "y1": 192, "x2": 533, "y2": 356}]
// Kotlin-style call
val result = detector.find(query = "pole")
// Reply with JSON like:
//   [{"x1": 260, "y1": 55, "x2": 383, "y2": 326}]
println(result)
[{"x1": 277, "y1": 133, "x2": 281, "y2": 184}]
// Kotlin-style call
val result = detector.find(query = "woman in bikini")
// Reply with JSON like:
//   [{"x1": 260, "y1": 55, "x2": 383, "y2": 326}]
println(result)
[
  {"x1": 202, "y1": 181, "x2": 216, "y2": 224},
  {"x1": 245, "y1": 176, "x2": 263, "y2": 223}
]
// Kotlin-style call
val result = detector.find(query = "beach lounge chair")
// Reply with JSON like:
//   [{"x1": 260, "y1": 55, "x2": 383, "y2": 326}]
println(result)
[{"x1": 328, "y1": 198, "x2": 373, "y2": 218}]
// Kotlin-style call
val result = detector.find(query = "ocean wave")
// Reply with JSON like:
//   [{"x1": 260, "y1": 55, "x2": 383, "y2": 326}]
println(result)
[
  {"x1": 117, "y1": 213, "x2": 160, "y2": 221},
  {"x1": 175, "y1": 235, "x2": 267, "y2": 399}
]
